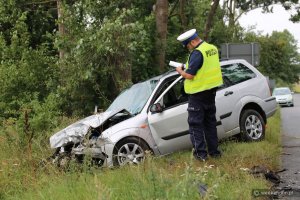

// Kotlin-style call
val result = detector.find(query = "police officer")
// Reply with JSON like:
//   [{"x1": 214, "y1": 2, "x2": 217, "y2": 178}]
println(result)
[{"x1": 175, "y1": 29, "x2": 223, "y2": 161}]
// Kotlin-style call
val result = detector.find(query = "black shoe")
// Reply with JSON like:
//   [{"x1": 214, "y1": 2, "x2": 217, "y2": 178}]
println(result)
[{"x1": 193, "y1": 154, "x2": 207, "y2": 162}]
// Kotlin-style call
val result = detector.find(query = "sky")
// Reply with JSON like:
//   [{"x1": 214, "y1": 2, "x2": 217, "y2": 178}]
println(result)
[{"x1": 238, "y1": 5, "x2": 300, "y2": 52}]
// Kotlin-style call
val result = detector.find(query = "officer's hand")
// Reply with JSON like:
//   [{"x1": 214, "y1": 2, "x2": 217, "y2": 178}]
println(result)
[{"x1": 176, "y1": 66, "x2": 184, "y2": 73}]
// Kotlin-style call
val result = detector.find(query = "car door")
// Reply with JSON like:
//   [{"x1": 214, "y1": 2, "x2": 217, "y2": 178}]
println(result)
[
  {"x1": 147, "y1": 76, "x2": 192, "y2": 154},
  {"x1": 216, "y1": 82, "x2": 241, "y2": 138},
  {"x1": 216, "y1": 62, "x2": 257, "y2": 136},
  {"x1": 147, "y1": 75, "x2": 225, "y2": 155}
]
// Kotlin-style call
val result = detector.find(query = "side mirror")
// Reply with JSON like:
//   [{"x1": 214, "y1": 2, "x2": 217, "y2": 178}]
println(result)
[{"x1": 150, "y1": 103, "x2": 163, "y2": 113}]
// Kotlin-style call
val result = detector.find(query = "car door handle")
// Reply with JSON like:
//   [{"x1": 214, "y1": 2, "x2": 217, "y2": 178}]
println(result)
[{"x1": 224, "y1": 91, "x2": 233, "y2": 96}]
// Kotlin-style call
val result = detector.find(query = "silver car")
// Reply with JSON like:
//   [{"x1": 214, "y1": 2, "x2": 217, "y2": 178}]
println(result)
[
  {"x1": 272, "y1": 87, "x2": 294, "y2": 107},
  {"x1": 50, "y1": 59, "x2": 277, "y2": 167}
]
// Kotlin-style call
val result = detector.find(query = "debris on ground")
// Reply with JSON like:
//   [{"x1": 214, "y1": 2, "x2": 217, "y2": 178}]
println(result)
[
  {"x1": 248, "y1": 165, "x2": 282, "y2": 184},
  {"x1": 198, "y1": 182, "x2": 208, "y2": 197}
]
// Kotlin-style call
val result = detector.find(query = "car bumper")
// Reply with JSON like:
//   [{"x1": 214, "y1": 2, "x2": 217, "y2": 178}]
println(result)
[
  {"x1": 101, "y1": 143, "x2": 114, "y2": 167},
  {"x1": 264, "y1": 96, "x2": 277, "y2": 118},
  {"x1": 277, "y1": 100, "x2": 293, "y2": 106}
]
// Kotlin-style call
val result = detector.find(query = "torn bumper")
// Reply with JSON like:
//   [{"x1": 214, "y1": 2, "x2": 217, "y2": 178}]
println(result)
[
  {"x1": 50, "y1": 123, "x2": 90, "y2": 149},
  {"x1": 72, "y1": 147, "x2": 107, "y2": 160}
]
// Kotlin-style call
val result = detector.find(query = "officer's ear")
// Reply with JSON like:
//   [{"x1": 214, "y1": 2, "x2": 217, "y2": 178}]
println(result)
[
  {"x1": 190, "y1": 40, "x2": 196, "y2": 47},
  {"x1": 190, "y1": 38, "x2": 200, "y2": 47}
]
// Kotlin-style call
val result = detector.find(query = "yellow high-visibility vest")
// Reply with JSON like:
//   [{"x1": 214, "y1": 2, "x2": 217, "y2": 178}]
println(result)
[{"x1": 184, "y1": 42, "x2": 223, "y2": 94}]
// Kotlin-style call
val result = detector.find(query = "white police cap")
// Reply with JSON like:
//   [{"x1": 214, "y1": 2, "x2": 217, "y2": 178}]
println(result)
[{"x1": 177, "y1": 29, "x2": 198, "y2": 47}]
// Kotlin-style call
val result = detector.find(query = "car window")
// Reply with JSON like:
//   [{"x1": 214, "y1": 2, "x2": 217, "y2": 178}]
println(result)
[
  {"x1": 217, "y1": 75, "x2": 232, "y2": 90},
  {"x1": 221, "y1": 63, "x2": 256, "y2": 85},
  {"x1": 273, "y1": 88, "x2": 291, "y2": 95},
  {"x1": 162, "y1": 78, "x2": 188, "y2": 109}
]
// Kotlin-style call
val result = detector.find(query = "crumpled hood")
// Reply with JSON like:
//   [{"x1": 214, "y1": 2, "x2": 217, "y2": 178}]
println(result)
[{"x1": 50, "y1": 109, "x2": 124, "y2": 148}]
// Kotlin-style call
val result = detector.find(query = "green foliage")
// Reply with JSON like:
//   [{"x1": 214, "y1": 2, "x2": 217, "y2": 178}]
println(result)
[
  {"x1": 265, "y1": 108, "x2": 281, "y2": 147},
  {"x1": 235, "y1": 0, "x2": 300, "y2": 23},
  {"x1": 293, "y1": 82, "x2": 300, "y2": 93},
  {"x1": 0, "y1": 0, "x2": 61, "y2": 158},
  {"x1": 0, "y1": 0, "x2": 57, "y2": 48},
  {"x1": 0, "y1": 6, "x2": 59, "y2": 121},
  {"x1": 55, "y1": 1, "x2": 159, "y2": 115},
  {"x1": 166, "y1": 0, "x2": 234, "y2": 64},
  {"x1": 243, "y1": 30, "x2": 300, "y2": 84},
  {"x1": 1, "y1": 0, "x2": 299, "y2": 118}
]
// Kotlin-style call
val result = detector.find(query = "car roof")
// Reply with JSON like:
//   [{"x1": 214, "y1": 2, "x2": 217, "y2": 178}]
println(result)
[
  {"x1": 274, "y1": 87, "x2": 290, "y2": 90},
  {"x1": 158, "y1": 59, "x2": 251, "y2": 82}
]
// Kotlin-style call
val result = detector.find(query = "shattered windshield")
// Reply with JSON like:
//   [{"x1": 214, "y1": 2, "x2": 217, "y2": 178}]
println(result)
[{"x1": 106, "y1": 79, "x2": 159, "y2": 115}]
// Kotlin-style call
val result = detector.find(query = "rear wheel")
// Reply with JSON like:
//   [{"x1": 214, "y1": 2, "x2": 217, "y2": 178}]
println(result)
[
  {"x1": 240, "y1": 109, "x2": 265, "y2": 141},
  {"x1": 113, "y1": 137, "x2": 149, "y2": 166}
]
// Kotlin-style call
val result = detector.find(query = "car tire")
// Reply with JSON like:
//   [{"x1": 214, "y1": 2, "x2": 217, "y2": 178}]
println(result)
[
  {"x1": 113, "y1": 137, "x2": 150, "y2": 166},
  {"x1": 240, "y1": 109, "x2": 265, "y2": 142}
]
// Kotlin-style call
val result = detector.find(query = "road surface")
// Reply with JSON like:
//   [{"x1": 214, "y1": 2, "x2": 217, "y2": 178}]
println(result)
[{"x1": 279, "y1": 93, "x2": 300, "y2": 199}]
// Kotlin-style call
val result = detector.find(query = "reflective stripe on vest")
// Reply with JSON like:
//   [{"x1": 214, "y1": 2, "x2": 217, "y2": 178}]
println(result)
[{"x1": 184, "y1": 42, "x2": 223, "y2": 94}]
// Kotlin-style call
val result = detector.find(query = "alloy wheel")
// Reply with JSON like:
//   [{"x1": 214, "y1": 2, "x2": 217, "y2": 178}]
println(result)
[
  {"x1": 117, "y1": 143, "x2": 145, "y2": 166},
  {"x1": 244, "y1": 114, "x2": 263, "y2": 140}
]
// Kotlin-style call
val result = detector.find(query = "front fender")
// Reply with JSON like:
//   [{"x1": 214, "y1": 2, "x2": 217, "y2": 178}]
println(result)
[
  {"x1": 100, "y1": 126, "x2": 156, "y2": 167},
  {"x1": 104, "y1": 127, "x2": 155, "y2": 149}
]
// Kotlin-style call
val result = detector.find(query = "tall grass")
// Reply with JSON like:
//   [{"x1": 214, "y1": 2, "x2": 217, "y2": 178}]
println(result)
[
  {"x1": 293, "y1": 82, "x2": 300, "y2": 93},
  {"x1": 1, "y1": 110, "x2": 281, "y2": 200}
]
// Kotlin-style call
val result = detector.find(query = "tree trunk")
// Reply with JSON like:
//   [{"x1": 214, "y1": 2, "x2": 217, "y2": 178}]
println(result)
[
  {"x1": 179, "y1": 0, "x2": 187, "y2": 30},
  {"x1": 155, "y1": 0, "x2": 168, "y2": 73},
  {"x1": 228, "y1": 0, "x2": 235, "y2": 27},
  {"x1": 203, "y1": 0, "x2": 220, "y2": 41},
  {"x1": 57, "y1": 0, "x2": 65, "y2": 59}
]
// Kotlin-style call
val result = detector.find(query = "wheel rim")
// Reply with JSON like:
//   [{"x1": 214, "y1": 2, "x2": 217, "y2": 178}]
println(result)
[
  {"x1": 117, "y1": 143, "x2": 145, "y2": 166},
  {"x1": 244, "y1": 114, "x2": 263, "y2": 140}
]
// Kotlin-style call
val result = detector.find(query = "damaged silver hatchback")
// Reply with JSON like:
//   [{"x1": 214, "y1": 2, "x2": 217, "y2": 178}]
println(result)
[{"x1": 50, "y1": 59, "x2": 277, "y2": 167}]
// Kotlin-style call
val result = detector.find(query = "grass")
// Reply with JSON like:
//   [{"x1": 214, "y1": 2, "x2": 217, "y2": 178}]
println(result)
[
  {"x1": 0, "y1": 110, "x2": 281, "y2": 200},
  {"x1": 293, "y1": 81, "x2": 300, "y2": 93}
]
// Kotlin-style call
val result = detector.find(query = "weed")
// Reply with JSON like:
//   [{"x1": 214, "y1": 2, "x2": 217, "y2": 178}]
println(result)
[{"x1": 0, "y1": 111, "x2": 281, "y2": 199}]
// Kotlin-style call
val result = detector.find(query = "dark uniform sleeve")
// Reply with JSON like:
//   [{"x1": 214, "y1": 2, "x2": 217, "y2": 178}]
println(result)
[{"x1": 185, "y1": 50, "x2": 204, "y2": 75}]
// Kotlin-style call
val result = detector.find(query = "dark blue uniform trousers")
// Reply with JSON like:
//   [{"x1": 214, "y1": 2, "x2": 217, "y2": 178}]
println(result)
[{"x1": 188, "y1": 92, "x2": 220, "y2": 159}]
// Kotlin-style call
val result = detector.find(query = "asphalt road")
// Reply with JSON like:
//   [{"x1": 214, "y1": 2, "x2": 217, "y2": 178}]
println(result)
[{"x1": 278, "y1": 93, "x2": 300, "y2": 199}]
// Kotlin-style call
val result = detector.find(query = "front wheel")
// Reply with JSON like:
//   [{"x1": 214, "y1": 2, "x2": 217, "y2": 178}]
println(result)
[
  {"x1": 240, "y1": 109, "x2": 265, "y2": 141},
  {"x1": 113, "y1": 137, "x2": 150, "y2": 166}
]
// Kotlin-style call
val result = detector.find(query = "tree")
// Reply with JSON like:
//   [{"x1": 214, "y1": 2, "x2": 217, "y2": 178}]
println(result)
[
  {"x1": 236, "y1": 0, "x2": 300, "y2": 22},
  {"x1": 1, "y1": 3, "x2": 61, "y2": 134},
  {"x1": 179, "y1": 0, "x2": 188, "y2": 29},
  {"x1": 203, "y1": 0, "x2": 220, "y2": 41},
  {"x1": 155, "y1": 0, "x2": 169, "y2": 73},
  {"x1": 244, "y1": 30, "x2": 300, "y2": 84},
  {"x1": 221, "y1": 0, "x2": 300, "y2": 41},
  {"x1": 0, "y1": 0, "x2": 59, "y2": 124},
  {"x1": 57, "y1": 0, "x2": 66, "y2": 59},
  {"x1": 221, "y1": 0, "x2": 245, "y2": 40},
  {"x1": 54, "y1": 0, "x2": 158, "y2": 114}
]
